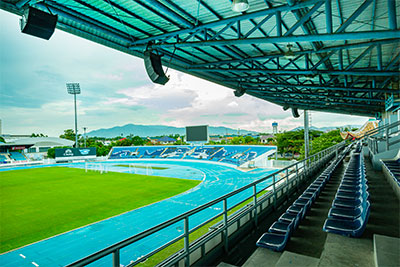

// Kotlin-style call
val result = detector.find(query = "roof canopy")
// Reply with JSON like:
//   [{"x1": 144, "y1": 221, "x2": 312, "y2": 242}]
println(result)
[{"x1": 2, "y1": 0, "x2": 399, "y2": 116}]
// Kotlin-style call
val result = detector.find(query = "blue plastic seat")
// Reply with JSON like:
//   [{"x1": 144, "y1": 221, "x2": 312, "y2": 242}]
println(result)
[
  {"x1": 294, "y1": 198, "x2": 311, "y2": 211},
  {"x1": 287, "y1": 204, "x2": 306, "y2": 219},
  {"x1": 269, "y1": 220, "x2": 294, "y2": 235},
  {"x1": 279, "y1": 212, "x2": 301, "y2": 229},
  {"x1": 323, "y1": 205, "x2": 370, "y2": 237},
  {"x1": 256, "y1": 232, "x2": 289, "y2": 251},
  {"x1": 335, "y1": 190, "x2": 363, "y2": 200},
  {"x1": 332, "y1": 196, "x2": 363, "y2": 209},
  {"x1": 301, "y1": 191, "x2": 316, "y2": 203}
]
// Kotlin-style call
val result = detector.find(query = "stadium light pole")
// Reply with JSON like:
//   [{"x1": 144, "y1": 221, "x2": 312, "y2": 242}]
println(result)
[
  {"x1": 66, "y1": 83, "x2": 81, "y2": 148},
  {"x1": 83, "y1": 127, "x2": 87, "y2": 148}
]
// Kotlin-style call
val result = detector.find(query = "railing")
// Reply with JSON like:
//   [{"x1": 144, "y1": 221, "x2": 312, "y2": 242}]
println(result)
[
  {"x1": 67, "y1": 142, "x2": 345, "y2": 267},
  {"x1": 366, "y1": 120, "x2": 400, "y2": 154}
]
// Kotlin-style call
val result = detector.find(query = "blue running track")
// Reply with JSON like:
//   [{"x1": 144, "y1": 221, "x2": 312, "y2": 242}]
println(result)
[{"x1": 0, "y1": 160, "x2": 276, "y2": 266}]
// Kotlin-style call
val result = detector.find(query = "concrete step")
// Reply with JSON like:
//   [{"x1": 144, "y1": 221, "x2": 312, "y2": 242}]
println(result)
[
  {"x1": 217, "y1": 262, "x2": 238, "y2": 267},
  {"x1": 319, "y1": 233, "x2": 374, "y2": 267},
  {"x1": 275, "y1": 251, "x2": 319, "y2": 267},
  {"x1": 242, "y1": 247, "x2": 282, "y2": 267},
  {"x1": 374, "y1": 234, "x2": 400, "y2": 267}
]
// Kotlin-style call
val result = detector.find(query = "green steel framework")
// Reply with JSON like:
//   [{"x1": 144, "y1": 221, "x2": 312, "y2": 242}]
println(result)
[{"x1": 1, "y1": 0, "x2": 399, "y2": 116}]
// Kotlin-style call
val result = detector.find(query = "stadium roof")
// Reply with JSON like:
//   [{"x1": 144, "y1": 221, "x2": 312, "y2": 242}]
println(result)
[
  {"x1": 1, "y1": 0, "x2": 399, "y2": 117},
  {"x1": 1, "y1": 137, "x2": 74, "y2": 147}
]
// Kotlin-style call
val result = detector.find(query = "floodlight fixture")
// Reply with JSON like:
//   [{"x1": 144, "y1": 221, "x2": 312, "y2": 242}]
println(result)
[
  {"x1": 66, "y1": 83, "x2": 81, "y2": 95},
  {"x1": 66, "y1": 83, "x2": 81, "y2": 148},
  {"x1": 232, "y1": 0, "x2": 250, "y2": 12}
]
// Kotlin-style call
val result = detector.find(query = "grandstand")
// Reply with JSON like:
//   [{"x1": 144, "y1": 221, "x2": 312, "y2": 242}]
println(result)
[
  {"x1": 9, "y1": 151, "x2": 26, "y2": 161},
  {"x1": 109, "y1": 145, "x2": 276, "y2": 167}
]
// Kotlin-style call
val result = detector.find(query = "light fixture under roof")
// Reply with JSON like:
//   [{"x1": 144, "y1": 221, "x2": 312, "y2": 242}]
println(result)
[
  {"x1": 284, "y1": 44, "x2": 296, "y2": 60},
  {"x1": 232, "y1": 0, "x2": 250, "y2": 12}
]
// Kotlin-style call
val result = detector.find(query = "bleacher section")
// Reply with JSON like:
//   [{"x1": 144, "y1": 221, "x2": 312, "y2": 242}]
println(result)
[
  {"x1": 108, "y1": 145, "x2": 275, "y2": 166},
  {"x1": 255, "y1": 145, "x2": 350, "y2": 251},
  {"x1": 9, "y1": 151, "x2": 27, "y2": 161},
  {"x1": 323, "y1": 144, "x2": 370, "y2": 237},
  {"x1": 0, "y1": 154, "x2": 9, "y2": 164}
]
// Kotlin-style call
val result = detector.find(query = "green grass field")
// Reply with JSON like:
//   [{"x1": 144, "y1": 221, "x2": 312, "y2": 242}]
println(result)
[{"x1": 0, "y1": 167, "x2": 200, "y2": 253}]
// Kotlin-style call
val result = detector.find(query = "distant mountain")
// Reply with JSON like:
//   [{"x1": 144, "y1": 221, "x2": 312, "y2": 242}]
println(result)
[
  {"x1": 87, "y1": 124, "x2": 258, "y2": 138},
  {"x1": 290, "y1": 125, "x2": 361, "y2": 132}
]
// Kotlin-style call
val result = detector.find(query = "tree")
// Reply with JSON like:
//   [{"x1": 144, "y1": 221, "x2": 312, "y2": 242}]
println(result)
[
  {"x1": 244, "y1": 135, "x2": 255, "y2": 144},
  {"x1": 231, "y1": 136, "x2": 244, "y2": 144},
  {"x1": 0, "y1": 136, "x2": 5, "y2": 143},
  {"x1": 60, "y1": 129, "x2": 77, "y2": 141},
  {"x1": 31, "y1": 133, "x2": 47, "y2": 137}
]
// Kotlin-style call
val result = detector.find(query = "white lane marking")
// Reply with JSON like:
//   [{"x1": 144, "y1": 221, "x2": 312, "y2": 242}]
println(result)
[
  {"x1": 19, "y1": 254, "x2": 26, "y2": 259},
  {"x1": 32, "y1": 262, "x2": 39, "y2": 267}
]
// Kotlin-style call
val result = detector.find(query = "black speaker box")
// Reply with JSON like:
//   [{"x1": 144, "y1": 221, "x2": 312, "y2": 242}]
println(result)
[
  {"x1": 234, "y1": 87, "x2": 246, "y2": 97},
  {"x1": 20, "y1": 7, "x2": 58, "y2": 40},
  {"x1": 292, "y1": 108, "x2": 300, "y2": 118},
  {"x1": 144, "y1": 51, "x2": 169, "y2": 85}
]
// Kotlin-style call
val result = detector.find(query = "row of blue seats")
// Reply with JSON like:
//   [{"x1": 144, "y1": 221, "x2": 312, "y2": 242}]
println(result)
[
  {"x1": 256, "y1": 147, "x2": 349, "y2": 252},
  {"x1": 323, "y1": 150, "x2": 370, "y2": 237},
  {"x1": 10, "y1": 151, "x2": 26, "y2": 161}
]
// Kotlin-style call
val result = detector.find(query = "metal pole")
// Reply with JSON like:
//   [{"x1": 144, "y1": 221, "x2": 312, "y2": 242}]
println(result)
[
  {"x1": 223, "y1": 199, "x2": 229, "y2": 252},
  {"x1": 83, "y1": 127, "x2": 87, "y2": 148},
  {"x1": 74, "y1": 93, "x2": 78, "y2": 148},
  {"x1": 253, "y1": 185, "x2": 258, "y2": 227},
  {"x1": 304, "y1": 110, "x2": 310, "y2": 158},
  {"x1": 112, "y1": 249, "x2": 120, "y2": 267},
  {"x1": 184, "y1": 217, "x2": 190, "y2": 266},
  {"x1": 385, "y1": 126, "x2": 389, "y2": 151},
  {"x1": 272, "y1": 175, "x2": 277, "y2": 209}
]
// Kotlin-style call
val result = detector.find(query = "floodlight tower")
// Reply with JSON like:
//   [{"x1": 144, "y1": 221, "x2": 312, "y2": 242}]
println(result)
[
  {"x1": 83, "y1": 127, "x2": 87, "y2": 148},
  {"x1": 66, "y1": 83, "x2": 81, "y2": 148}
]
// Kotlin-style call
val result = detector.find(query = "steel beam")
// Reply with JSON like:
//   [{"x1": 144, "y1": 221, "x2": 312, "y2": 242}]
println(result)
[
  {"x1": 129, "y1": 0, "x2": 326, "y2": 45},
  {"x1": 325, "y1": 0, "x2": 332, "y2": 34},
  {"x1": 377, "y1": 44, "x2": 382, "y2": 70},
  {"x1": 387, "y1": 0, "x2": 397, "y2": 30},
  {"x1": 276, "y1": 11, "x2": 282, "y2": 36},
  {"x1": 245, "y1": 88, "x2": 385, "y2": 102},
  {"x1": 141, "y1": 0, "x2": 192, "y2": 28},
  {"x1": 239, "y1": 82, "x2": 394, "y2": 93},
  {"x1": 190, "y1": 68, "x2": 400, "y2": 77},
  {"x1": 193, "y1": 39, "x2": 399, "y2": 67},
  {"x1": 345, "y1": 45, "x2": 375, "y2": 70},
  {"x1": 335, "y1": 0, "x2": 374, "y2": 33},
  {"x1": 248, "y1": 93, "x2": 380, "y2": 115},
  {"x1": 132, "y1": 30, "x2": 400, "y2": 50},
  {"x1": 284, "y1": 2, "x2": 324, "y2": 36}
]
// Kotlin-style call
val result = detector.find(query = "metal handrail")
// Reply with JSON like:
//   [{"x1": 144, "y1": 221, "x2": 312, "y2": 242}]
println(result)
[
  {"x1": 364, "y1": 120, "x2": 400, "y2": 137},
  {"x1": 365, "y1": 120, "x2": 400, "y2": 154},
  {"x1": 67, "y1": 141, "x2": 345, "y2": 267}
]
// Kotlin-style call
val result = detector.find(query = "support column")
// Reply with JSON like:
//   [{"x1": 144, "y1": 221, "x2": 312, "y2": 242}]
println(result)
[{"x1": 304, "y1": 110, "x2": 310, "y2": 159}]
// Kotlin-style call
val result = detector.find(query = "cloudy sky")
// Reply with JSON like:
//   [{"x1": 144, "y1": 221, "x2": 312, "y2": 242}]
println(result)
[{"x1": 0, "y1": 10, "x2": 370, "y2": 137}]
